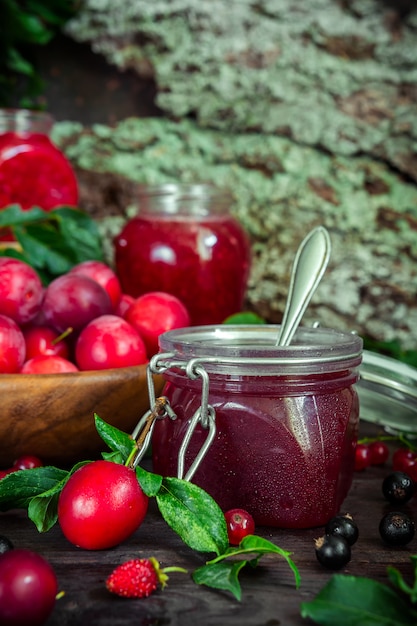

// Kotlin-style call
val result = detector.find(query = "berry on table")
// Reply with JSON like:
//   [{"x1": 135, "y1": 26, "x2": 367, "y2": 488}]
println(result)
[
  {"x1": 325, "y1": 513, "x2": 359, "y2": 546},
  {"x1": 368, "y1": 441, "x2": 390, "y2": 466},
  {"x1": 314, "y1": 535, "x2": 351, "y2": 570},
  {"x1": 106, "y1": 557, "x2": 187, "y2": 598},
  {"x1": 224, "y1": 508, "x2": 256, "y2": 546},
  {"x1": 392, "y1": 448, "x2": 417, "y2": 473},
  {"x1": 13, "y1": 455, "x2": 43, "y2": 471},
  {"x1": 382, "y1": 471, "x2": 414, "y2": 505},
  {"x1": 379, "y1": 511, "x2": 415, "y2": 547},
  {"x1": 354, "y1": 443, "x2": 372, "y2": 471}
]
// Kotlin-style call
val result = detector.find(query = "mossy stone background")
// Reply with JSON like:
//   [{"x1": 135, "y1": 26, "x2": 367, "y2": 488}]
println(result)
[{"x1": 35, "y1": 0, "x2": 417, "y2": 349}]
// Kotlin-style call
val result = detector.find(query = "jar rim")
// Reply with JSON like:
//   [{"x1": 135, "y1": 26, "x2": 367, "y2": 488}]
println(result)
[
  {"x1": 136, "y1": 183, "x2": 234, "y2": 217},
  {"x1": 0, "y1": 109, "x2": 53, "y2": 133},
  {"x1": 156, "y1": 324, "x2": 363, "y2": 375},
  {"x1": 138, "y1": 182, "x2": 231, "y2": 201}
]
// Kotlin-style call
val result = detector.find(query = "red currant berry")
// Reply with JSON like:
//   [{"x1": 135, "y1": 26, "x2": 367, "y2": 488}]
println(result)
[
  {"x1": 354, "y1": 443, "x2": 372, "y2": 471},
  {"x1": 224, "y1": 508, "x2": 255, "y2": 546},
  {"x1": 368, "y1": 441, "x2": 390, "y2": 466},
  {"x1": 392, "y1": 448, "x2": 417, "y2": 473},
  {"x1": 13, "y1": 455, "x2": 43, "y2": 471},
  {"x1": 405, "y1": 461, "x2": 417, "y2": 483}
]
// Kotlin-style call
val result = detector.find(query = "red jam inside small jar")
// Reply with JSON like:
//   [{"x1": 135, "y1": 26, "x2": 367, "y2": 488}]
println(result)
[
  {"x1": 151, "y1": 325, "x2": 363, "y2": 528},
  {"x1": 114, "y1": 184, "x2": 251, "y2": 325},
  {"x1": 0, "y1": 109, "x2": 78, "y2": 212}
]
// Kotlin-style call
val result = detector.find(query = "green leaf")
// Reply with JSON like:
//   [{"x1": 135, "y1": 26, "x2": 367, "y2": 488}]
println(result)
[
  {"x1": 54, "y1": 207, "x2": 104, "y2": 264},
  {"x1": 0, "y1": 205, "x2": 48, "y2": 227},
  {"x1": 25, "y1": 460, "x2": 89, "y2": 532},
  {"x1": 0, "y1": 466, "x2": 68, "y2": 511},
  {"x1": 387, "y1": 555, "x2": 417, "y2": 603},
  {"x1": 239, "y1": 535, "x2": 300, "y2": 587},
  {"x1": 156, "y1": 476, "x2": 229, "y2": 556},
  {"x1": 94, "y1": 414, "x2": 135, "y2": 461},
  {"x1": 192, "y1": 561, "x2": 246, "y2": 601},
  {"x1": 300, "y1": 574, "x2": 417, "y2": 626},
  {"x1": 14, "y1": 223, "x2": 77, "y2": 276},
  {"x1": 135, "y1": 466, "x2": 163, "y2": 497},
  {"x1": 25, "y1": 1, "x2": 73, "y2": 25},
  {"x1": 363, "y1": 338, "x2": 417, "y2": 368},
  {"x1": 223, "y1": 311, "x2": 265, "y2": 325},
  {"x1": 192, "y1": 535, "x2": 300, "y2": 601},
  {"x1": 6, "y1": 48, "x2": 34, "y2": 76},
  {"x1": 14, "y1": 12, "x2": 51, "y2": 44},
  {"x1": 28, "y1": 491, "x2": 61, "y2": 532},
  {"x1": 0, "y1": 0, "x2": 79, "y2": 106},
  {"x1": 101, "y1": 450, "x2": 125, "y2": 464},
  {"x1": 206, "y1": 535, "x2": 300, "y2": 589},
  {"x1": 0, "y1": 206, "x2": 104, "y2": 283}
]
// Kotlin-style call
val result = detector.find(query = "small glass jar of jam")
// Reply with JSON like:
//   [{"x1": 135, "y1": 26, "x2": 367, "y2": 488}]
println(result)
[
  {"x1": 0, "y1": 109, "x2": 78, "y2": 211},
  {"x1": 148, "y1": 324, "x2": 363, "y2": 528},
  {"x1": 114, "y1": 183, "x2": 251, "y2": 325}
]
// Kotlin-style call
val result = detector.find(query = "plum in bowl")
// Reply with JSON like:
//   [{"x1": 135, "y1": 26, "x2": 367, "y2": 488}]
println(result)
[{"x1": 0, "y1": 365, "x2": 165, "y2": 468}]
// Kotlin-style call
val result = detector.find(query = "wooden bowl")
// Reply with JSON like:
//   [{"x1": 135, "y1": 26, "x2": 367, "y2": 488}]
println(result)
[{"x1": 0, "y1": 365, "x2": 165, "y2": 468}]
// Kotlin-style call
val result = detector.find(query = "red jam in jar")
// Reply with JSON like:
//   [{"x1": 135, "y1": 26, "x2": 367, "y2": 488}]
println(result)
[
  {"x1": 151, "y1": 325, "x2": 363, "y2": 528},
  {"x1": 114, "y1": 184, "x2": 251, "y2": 325},
  {"x1": 0, "y1": 109, "x2": 78, "y2": 211}
]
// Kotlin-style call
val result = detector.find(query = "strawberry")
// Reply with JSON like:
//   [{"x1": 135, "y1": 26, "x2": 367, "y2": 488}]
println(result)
[{"x1": 106, "y1": 557, "x2": 187, "y2": 599}]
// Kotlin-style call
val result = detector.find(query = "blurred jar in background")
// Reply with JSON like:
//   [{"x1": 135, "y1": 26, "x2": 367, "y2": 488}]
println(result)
[
  {"x1": 114, "y1": 184, "x2": 251, "y2": 325},
  {"x1": 0, "y1": 109, "x2": 78, "y2": 212}
]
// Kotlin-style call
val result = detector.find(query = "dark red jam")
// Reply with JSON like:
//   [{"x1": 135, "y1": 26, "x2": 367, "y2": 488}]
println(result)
[{"x1": 114, "y1": 185, "x2": 251, "y2": 325}]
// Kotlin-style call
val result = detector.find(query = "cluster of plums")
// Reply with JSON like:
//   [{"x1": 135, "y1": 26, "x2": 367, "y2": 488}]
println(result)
[{"x1": 0, "y1": 257, "x2": 190, "y2": 374}]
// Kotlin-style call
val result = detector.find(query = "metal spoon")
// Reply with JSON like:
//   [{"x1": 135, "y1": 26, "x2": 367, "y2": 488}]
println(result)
[{"x1": 275, "y1": 226, "x2": 331, "y2": 346}]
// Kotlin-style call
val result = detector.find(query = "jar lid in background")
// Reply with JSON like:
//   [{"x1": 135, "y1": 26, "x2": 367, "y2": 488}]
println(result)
[{"x1": 358, "y1": 350, "x2": 417, "y2": 434}]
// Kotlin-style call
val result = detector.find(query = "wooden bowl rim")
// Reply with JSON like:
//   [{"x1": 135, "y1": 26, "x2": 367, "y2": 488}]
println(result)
[{"x1": 0, "y1": 363, "x2": 150, "y2": 381}]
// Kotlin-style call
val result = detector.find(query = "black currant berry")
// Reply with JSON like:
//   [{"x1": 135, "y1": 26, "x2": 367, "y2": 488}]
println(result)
[
  {"x1": 382, "y1": 471, "x2": 414, "y2": 505},
  {"x1": 379, "y1": 511, "x2": 415, "y2": 547},
  {"x1": 315, "y1": 534, "x2": 351, "y2": 570},
  {"x1": 0, "y1": 534, "x2": 14, "y2": 554},
  {"x1": 325, "y1": 513, "x2": 359, "y2": 546}
]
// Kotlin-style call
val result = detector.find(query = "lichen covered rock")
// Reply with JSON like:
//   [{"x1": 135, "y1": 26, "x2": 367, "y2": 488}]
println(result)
[
  {"x1": 53, "y1": 116, "x2": 417, "y2": 350},
  {"x1": 65, "y1": 0, "x2": 417, "y2": 181}
]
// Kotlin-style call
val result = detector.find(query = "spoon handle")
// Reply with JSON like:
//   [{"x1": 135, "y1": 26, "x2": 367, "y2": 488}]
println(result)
[{"x1": 276, "y1": 226, "x2": 331, "y2": 346}]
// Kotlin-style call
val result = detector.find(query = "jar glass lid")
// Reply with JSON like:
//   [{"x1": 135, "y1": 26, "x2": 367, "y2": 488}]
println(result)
[
  {"x1": 157, "y1": 324, "x2": 363, "y2": 375},
  {"x1": 357, "y1": 350, "x2": 417, "y2": 434}
]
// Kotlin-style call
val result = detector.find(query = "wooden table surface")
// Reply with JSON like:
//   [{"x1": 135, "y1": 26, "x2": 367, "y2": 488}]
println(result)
[{"x1": 1, "y1": 421, "x2": 416, "y2": 626}]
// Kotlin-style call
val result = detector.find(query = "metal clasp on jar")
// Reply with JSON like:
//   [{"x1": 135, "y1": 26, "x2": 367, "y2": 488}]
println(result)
[
  {"x1": 130, "y1": 353, "x2": 217, "y2": 482},
  {"x1": 129, "y1": 395, "x2": 176, "y2": 469}
]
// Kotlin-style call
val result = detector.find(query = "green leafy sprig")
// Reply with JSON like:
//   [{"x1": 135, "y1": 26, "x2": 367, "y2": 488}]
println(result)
[
  {"x1": 0, "y1": 415, "x2": 300, "y2": 600},
  {"x1": 0, "y1": 0, "x2": 79, "y2": 108},
  {"x1": 300, "y1": 557, "x2": 417, "y2": 625},
  {"x1": 0, "y1": 204, "x2": 104, "y2": 284},
  {"x1": 358, "y1": 433, "x2": 417, "y2": 453}
]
